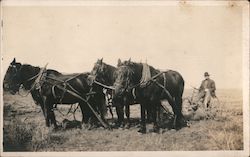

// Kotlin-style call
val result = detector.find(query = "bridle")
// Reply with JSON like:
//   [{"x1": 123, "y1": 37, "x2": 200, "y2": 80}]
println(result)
[{"x1": 89, "y1": 63, "x2": 115, "y2": 90}]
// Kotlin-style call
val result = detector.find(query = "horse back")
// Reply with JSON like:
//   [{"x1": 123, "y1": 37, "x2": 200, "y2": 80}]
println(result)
[{"x1": 162, "y1": 70, "x2": 184, "y2": 97}]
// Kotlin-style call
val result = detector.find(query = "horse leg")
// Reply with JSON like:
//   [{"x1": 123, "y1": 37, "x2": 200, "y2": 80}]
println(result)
[
  {"x1": 47, "y1": 103, "x2": 58, "y2": 129},
  {"x1": 152, "y1": 102, "x2": 160, "y2": 133},
  {"x1": 138, "y1": 103, "x2": 146, "y2": 134},
  {"x1": 174, "y1": 96, "x2": 187, "y2": 129},
  {"x1": 79, "y1": 102, "x2": 86, "y2": 128},
  {"x1": 80, "y1": 102, "x2": 92, "y2": 129},
  {"x1": 115, "y1": 105, "x2": 125, "y2": 128},
  {"x1": 146, "y1": 105, "x2": 153, "y2": 123},
  {"x1": 125, "y1": 104, "x2": 130, "y2": 129},
  {"x1": 41, "y1": 96, "x2": 50, "y2": 127},
  {"x1": 99, "y1": 96, "x2": 109, "y2": 126}
]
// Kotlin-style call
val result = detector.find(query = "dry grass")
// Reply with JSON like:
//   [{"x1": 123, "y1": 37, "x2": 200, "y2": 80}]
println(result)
[{"x1": 2, "y1": 89, "x2": 243, "y2": 151}]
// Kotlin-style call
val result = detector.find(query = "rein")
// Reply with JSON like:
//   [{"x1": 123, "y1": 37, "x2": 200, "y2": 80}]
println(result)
[
  {"x1": 93, "y1": 80, "x2": 115, "y2": 90},
  {"x1": 127, "y1": 71, "x2": 165, "y2": 90},
  {"x1": 46, "y1": 74, "x2": 84, "y2": 99}
]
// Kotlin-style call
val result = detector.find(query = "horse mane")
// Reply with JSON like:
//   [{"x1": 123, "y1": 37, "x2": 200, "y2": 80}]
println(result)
[
  {"x1": 118, "y1": 60, "x2": 160, "y2": 85},
  {"x1": 21, "y1": 64, "x2": 41, "y2": 74},
  {"x1": 103, "y1": 62, "x2": 116, "y2": 75},
  {"x1": 121, "y1": 60, "x2": 159, "y2": 74},
  {"x1": 47, "y1": 69, "x2": 62, "y2": 75},
  {"x1": 21, "y1": 64, "x2": 63, "y2": 76}
]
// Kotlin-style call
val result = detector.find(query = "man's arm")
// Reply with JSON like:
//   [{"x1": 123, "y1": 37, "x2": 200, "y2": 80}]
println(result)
[{"x1": 199, "y1": 80, "x2": 204, "y2": 92}]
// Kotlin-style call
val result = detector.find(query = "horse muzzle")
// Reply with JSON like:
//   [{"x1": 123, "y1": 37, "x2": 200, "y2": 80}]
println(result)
[{"x1": 113, "y1": 85, "x2": 127, "y2": 99}]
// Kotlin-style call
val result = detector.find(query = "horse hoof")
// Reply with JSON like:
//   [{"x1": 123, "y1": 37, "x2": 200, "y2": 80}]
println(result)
[
  {"x1": 153, "y1": 128, "x2": 160, "y2": 134},
  {"x1": 52, "y1": 126, "x2": 59, "y2": 131},
  {"x1": 138, "y1": 128, "x2": 146, "y2": 134},
  {"x1": 159, "y1": 129, "x2": 165, "y2": 134},
  {"x1": 152, "y1": 132, "x2": 159, "y2": 136},
  {"x1": 107, "y1": 127, "x2": 113, "y2": 131},
  {"x1": 125, "y1": 124, "x2": 130, "y2": 129},
  {"x1": 81, "y1": 124, "x2": 88, "y2": 130}
]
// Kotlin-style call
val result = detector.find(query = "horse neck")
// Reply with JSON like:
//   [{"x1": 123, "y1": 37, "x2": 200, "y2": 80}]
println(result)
[
  {"x1": 149, "y1": 65, "x2": 160, "y2": 76},
  {"x1": 131, "y1": 63, "x2": 143, "y2": 84},
  {"x1": 21, "y1": 65, "x2": 41, "y2": 89},
  {"x1": 131, "y1": 63, "x2": 159, "y2": 84}
]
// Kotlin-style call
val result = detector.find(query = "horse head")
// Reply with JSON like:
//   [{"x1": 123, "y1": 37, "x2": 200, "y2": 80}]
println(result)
[
  {"x1": 88, "y1": 58, "x2": 117, "y2": 87},
  {"x1": 4, "y1": 58, "x2": 22, "y2": 94},
  {"x1": 5, "y1": 59, "x2": 41, "y2": 95},
  {"x1": 88, "y1": 58, "x2": 105, "y2": 85},
  {"x1": 113, "y1": 58, "x2": 141, "y2": 99}
]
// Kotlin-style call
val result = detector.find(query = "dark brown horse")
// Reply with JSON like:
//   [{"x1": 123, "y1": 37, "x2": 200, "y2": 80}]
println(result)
[
  {"x1": 88, "y1": 58, "x2": 154, "y2": 128},
  {"x1": 87, "y1": 58, "x2": 134, "y2": 128},
  {"x1": 5, "y1": 59, "x2": 107, "y2": 129},
  {"x1": 113, "y1": 59, "x2": 187, "y2": 133}
]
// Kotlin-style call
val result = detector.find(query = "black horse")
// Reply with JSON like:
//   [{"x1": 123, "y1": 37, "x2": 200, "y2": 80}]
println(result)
[
  {"x1": 5, "y1": 59, "x2": 106, "y2": 129},
  {"x1": 113, "y1": 59, "x2": 187, "y2": 133},
  {"x1": 88, "y1": 58, "x2": 134, "y2": 128}
]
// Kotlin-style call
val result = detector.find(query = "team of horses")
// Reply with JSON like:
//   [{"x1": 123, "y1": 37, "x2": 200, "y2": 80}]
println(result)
[{"x1": 4, "y1": 58, "x2": 188, "y2": 134}]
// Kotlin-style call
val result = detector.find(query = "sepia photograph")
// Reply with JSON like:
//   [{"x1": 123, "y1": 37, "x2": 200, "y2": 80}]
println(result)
[{"x1": 0, "y1": 1, "x2": 249, "y2": 157}]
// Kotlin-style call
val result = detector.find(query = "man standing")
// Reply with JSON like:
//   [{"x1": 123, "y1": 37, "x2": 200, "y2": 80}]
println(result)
[{"x1": 199, "y1": 72, "x2": 216, "y2": 108}]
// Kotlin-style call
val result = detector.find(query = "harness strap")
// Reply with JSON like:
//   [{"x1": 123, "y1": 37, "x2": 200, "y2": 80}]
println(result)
[
  {"x1": 59, "y1": 83, "x2": 67, "y2": 104},
  {"x1": 153, "y1": 80, "x2": 175, "y2": 105},
  {"x1": 48, "y1": 75, "x2": 83, "y2": 101},
  {"x1": 53, "y1": 103, "x2": 79, "y2": 120},
  {"x1": 94, "y1": 80, "x2": 115, "y2": 90},
  {"x1": 26, "y1": 73, "x2": 40, "y2": 82},
  {"x1": 132, "y1": 88, "x2": 136, "y2": 100},
  {"x1": 54, "y1": 85, "x2": 110, "y2": 129},
  {"x1": 65, "y1": 73, "x2": 83, "y2": 82},
  {"x1": 52, "y1": 85, "x2": 57, "y2": 99}
]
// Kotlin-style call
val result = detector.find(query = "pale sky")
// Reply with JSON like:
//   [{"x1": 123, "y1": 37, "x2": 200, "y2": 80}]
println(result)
[{"x1": 1, "y1": 4, "x2": 244, "y2": 89}]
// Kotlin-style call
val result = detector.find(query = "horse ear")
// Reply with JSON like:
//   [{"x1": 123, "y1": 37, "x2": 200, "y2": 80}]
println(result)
[
  {"x1": 12, "y1": 58, "x2": 16, "y2": 63},
  {"x1": 117, "y1": 59, "x2": 122, "y2": 66},
  {"x1": 100, "y1": 58, "x2": 103, "y2": 63},
  {"x1": 128, "y1": 58, "x2": 131, "y2": 63}
]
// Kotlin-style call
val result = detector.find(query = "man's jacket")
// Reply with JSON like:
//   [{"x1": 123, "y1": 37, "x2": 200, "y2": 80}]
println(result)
[{"x1": 199, "y1": 78, "x2": 216, "y2": 97}]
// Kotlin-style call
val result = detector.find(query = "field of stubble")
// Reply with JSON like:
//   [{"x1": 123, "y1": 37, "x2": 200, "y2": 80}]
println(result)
[{"x1": 3, "y1": 89, "x2": 243, "y2": 151}]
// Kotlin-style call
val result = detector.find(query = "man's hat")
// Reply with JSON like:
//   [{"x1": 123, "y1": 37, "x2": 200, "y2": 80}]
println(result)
[{"x1": 204, "y1": 72, "x2": 210, "y2": 76}]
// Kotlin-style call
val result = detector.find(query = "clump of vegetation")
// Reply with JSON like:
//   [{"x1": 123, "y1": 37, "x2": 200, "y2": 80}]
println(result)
[
  {"x1": 3, "y1": 119, "x2": 35, "y2": 151},
  {"x1": 204, "y1": 120, "x2": 243, "y2": 150},
  {"x1": 3, "y1": 118, "x2": 68, "y2": 151}
]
